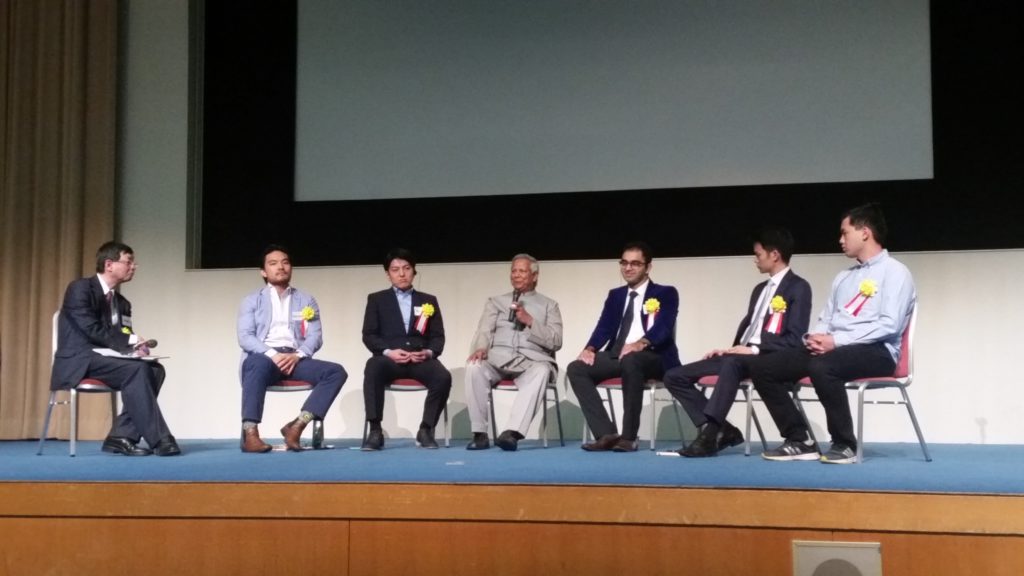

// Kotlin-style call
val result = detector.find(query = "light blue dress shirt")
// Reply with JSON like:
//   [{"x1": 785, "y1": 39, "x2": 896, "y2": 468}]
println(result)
[{"x1": 813, "y1": 249, "x2": 916, "y2": 362}]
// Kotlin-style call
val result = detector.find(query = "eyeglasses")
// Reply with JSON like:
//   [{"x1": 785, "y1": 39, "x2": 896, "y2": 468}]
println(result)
[
  {"x1": 619, "y1": 260, "x2": 647, "y2": 269},
  {"x1": 113, "y1": 259, "x2": 138, "y2": 268}
]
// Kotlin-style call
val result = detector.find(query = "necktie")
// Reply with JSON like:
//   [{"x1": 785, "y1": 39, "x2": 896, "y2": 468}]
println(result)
[
  {"x1": 610, "y1": 290, "x2": 639, "y2": 358},
  {"x1": 105, "y1": 291, "x2": 117, "y2": 324},
  {"x1": 740, "y1": 281, "x2": 773, "y2": 345}
]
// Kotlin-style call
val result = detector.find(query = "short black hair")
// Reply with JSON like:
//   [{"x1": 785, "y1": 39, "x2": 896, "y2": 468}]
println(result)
[
  {"x1": 95, "y1": 241, "x2": 133, "y2": 273},
  {"x1": 754, "y1": 227, "x2": 795, "y2": 264},
  {"x1": 260, "y1": 244, "x2": 291, "y2": 268},
  {"x1": 384, "y1": 248, "x2": 417, "y2": 271},
  {"x1": 843, "y1": 203, "x2": 888, "y2": 246},
  {"x1": 621, "y1": 240, "x2": 653, "y2": 264}
]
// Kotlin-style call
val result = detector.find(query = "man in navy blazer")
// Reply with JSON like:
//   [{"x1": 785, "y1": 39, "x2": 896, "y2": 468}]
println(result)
[
  {"x1": 663, "y1": 228, "x2": 812, "y2": 457},
  {"x1": 361, "y1": 248, "x2": 452, "y2": 450},
  {"x1": 50, "y1": 241, "x2": 179, "y2": 456},
  {"x1": 237, "y1": 245, "x2": 347, "y2": 452},
  {"x1": 568, "y1": 241, "x2": 681, "y2": 452}
]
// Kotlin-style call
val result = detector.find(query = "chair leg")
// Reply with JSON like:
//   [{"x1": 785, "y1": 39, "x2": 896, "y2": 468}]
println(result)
[
  {"x1": 670, "y1": 397, "x2": 685, "y2": 446},
  {"x1": 791, "y1": 388, "x2": 818, "y2": 444},
  {"x1": 36, "y1": 391, "x2": 58, "y2": 455},
  {"x1": 540, "y1": 388, "x2": 549, "y2": 448},
  {"x1": 742, "y1": 387, "x2": 754, "y2": 456},
  {"x1": 442, "y1": 405, "x2": 450, "y2": 448},
  {"x1": 362, "y1": 419, "x2": 369, "y2": 443},
  {"x1": 855, "y1": 386, "x2": 867, "y2": 463},
  {"x1": 552, "y1": 386, "x2": 565, "y2": 447},
  {"x1": 70, "y1": 389, "x2": 79, "y2": 457},
  {"x1": 312, "y1": 419, "x2": 324, "y2": 449},
  {"x1": 901, "y1": 388, "x2": 932, "y2": 462}
]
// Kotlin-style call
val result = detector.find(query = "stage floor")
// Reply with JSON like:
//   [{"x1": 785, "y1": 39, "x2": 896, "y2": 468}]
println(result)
[{"x1": 6, "y1": 438, "x2": 1023, "y2": 495}]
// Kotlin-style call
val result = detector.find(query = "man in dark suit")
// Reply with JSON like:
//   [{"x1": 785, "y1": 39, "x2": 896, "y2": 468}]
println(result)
[
  {"x1": 568, "y1": 241, "x2": 681, "y2": 452},
  {"x1": 361, "y1": 248, "x2": 452, "y2": 450},
  {"x1": 663, "y1": 227, "x2": 812, "y2": 457},
  {"x1": 50, "y1": 241, "x2": 180, "y2": 456}
]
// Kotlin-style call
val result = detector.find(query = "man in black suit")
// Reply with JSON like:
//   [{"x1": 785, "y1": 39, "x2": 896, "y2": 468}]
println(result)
[
  {"x1": 361, "y1": 248, "x2": 452, "y2": 450},
  {"x1": 50, "y1": 241, "x2": 180, "y2": 456},
  {"x1": 663, "y1": 227, "x2": 811, "y2": 457}
]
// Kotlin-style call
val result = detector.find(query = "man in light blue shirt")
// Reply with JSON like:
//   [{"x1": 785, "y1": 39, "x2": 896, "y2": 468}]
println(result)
[{"x1": 750, "y1": 203, "x2": 916, "y2": 464}]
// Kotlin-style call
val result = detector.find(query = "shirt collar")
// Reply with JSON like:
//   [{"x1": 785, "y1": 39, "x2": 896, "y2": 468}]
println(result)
[
  {"x1": 768, "y1": 267, "x2": 790, "y2": 286},
  {"x1": 96, "y1": 274, "x2": 113, "y2": 296},
  {"x1": 392, "y1": 285, "x2": 415, "y2": 297},
  {"x1": 628, "y1": 278, "x2": 651, "y2": 297},
  {"x1": 854, "y1": 249, "x2": 889, "y2": 269}
]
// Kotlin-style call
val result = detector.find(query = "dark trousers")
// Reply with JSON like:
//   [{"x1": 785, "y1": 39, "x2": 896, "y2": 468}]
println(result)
[
  {"x1": 749, "y1": 344, "x2": 894, "y2": 450},
  {"x1": 663, "y1": 354, "x2": 756, "y2": 428},
  {"x1": 363, "y1": 355, "x2": 452, "y2": 428},
  {"x1": 84, "y1": 355, "x2": 169, "y2": 447},
  {"x1": 567, "y1": 350, "x2": 663, "y2": 440},
  {"x1": 240, "y1": 353, "x2": 347, "y2": 423}
]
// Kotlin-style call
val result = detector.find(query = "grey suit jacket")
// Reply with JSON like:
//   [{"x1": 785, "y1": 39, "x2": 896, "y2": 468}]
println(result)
[
  {"x1": 237, "y1": 285, "x2": 323, "y2": 358},
  {"x1": 469, "y1": 290, "x2": 562, "y2": 372}
]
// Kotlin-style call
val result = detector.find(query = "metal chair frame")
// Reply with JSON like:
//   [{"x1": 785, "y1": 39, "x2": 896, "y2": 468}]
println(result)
[
  {"x1": 361, "y1": 378, "x2": 450, "y2": 447},
  {"x1": 487, "y1": 371, "x2": 564, "y2": 447}
]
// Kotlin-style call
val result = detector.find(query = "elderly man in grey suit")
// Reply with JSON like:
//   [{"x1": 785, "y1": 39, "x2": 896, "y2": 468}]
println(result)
[{"x1": 465, "y1": 254, "x2": 563, "y2": 451}]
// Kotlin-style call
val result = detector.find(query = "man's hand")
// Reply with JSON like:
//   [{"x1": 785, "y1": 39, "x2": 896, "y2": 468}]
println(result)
[
  {"x1": 512, "y1": 304, "x2": 533, "y2": 327},
  {"x1": 467, "y1": 349, "x2": 488, "y2": 363},
  {"x1": 804, "y1": 333, "x2": 836, "y2": 355},
  {"x1": 273, "y1": 352, "x2": 300, "y2": 376},
  {"x1": 702, "y1": 348, "x2": 727, "y2": 359},
  {"x1": 386, "y1": 349, "x2": 414, "y2": 364},
  {"x1": 619, "y1": 341, "x2": 646, "y2": 357},
  {"x1": 132, "y1": 336, "x2": 150, "y2": 357},
  {"x1": 577, "y1": 348, "x2": 596, "y2": 365},
  {"x1": 408, "y1": 350, "x2": 432, "y2": 363},
  {"x1": 724, "y1": 345, "x2": 755, "y2": 355}
]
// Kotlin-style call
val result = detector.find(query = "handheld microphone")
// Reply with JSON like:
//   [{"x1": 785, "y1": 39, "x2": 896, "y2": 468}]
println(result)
[{"x1": 508, "y1": 291, "x2": 521, "y2": 323}]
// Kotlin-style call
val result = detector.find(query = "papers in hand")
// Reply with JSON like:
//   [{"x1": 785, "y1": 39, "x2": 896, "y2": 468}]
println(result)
[{"x1": 92, "y1": 348, "x2": 167, "y2": 361}]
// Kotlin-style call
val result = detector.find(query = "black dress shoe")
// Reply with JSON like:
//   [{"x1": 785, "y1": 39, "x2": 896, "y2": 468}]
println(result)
[
  {"x1": 466, "y1": 433, "x2": 490, "y2": 450},
  {"x1": 717, "y1": 422, "x2": 744, "y2": 451},
  {"x1": 101, "y1": 436, "x2": 152, "y2": 456},
  {"x1": 582, "y1": 433, "x2": 621, "y2": 452},
  {"x1": 495, "y1": 429, "x2": 521, "y2": 452},
  {"x1": 680, "y1": 424, "x2": 719, "y2": 457},
  {"x1": 152, "y1": 436, "x2": 182, "y2": 457},
  {"x1": 416, "y1": 427, "x2": 439, "y2": 449},
  {"x1": 362, "y1": 429, "x2": 384, "y2": 451}
]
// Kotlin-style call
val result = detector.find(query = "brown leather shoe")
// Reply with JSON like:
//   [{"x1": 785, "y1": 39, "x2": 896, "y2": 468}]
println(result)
[
  {"x1": 280, "y1": 419, "x2": 308, "y2": 452},
  {"x1": 582, "y1": 433, "x2": 621, "y2": 452},
  {"x1": 242, "y1": 427, "x2": 272, "y2": 453},
  {"x1": 611, "y1": 437, "x2": 639, "y2": 452}
]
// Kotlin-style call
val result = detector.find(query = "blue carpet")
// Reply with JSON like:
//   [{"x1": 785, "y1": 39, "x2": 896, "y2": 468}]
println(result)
[{"x1": 4, "y1": 439, "x2": 1022, "y2": 495}]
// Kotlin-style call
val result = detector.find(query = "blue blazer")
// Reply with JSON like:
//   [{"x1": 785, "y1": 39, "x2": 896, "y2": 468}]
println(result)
[
  {"x1": 731, "y1": 270, "x2": 813, "y2": 354},
  {"x1": 237, "y1": 286, "x2": 324, "y2": 358},
  {"x1": 585, "y1": 281, "x2": 681, "y2": 371},
  {"x1": 51, "y1": 276, "x2": 136, "y2": 390},
  {"x1": 362, "y1": 289, "x2": 445, "y2": 358}
]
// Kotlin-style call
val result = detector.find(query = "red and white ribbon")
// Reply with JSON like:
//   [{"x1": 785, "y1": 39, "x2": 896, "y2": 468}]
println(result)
[
  {"x1": 765, "y1": 311, "x2": 784, "y2": 334},
  {"x1": 844, "y1": 293, "x2": 869, "y2": 316},
  {"x1": 415, "y1": 314, "x2": 430, "y2": 334},
  {"x1": 301, "y1": 320, "x2": 307, "y2": 338},
  {"x1": 645, "y1": 311, "x2": 657, "y2": 331}
]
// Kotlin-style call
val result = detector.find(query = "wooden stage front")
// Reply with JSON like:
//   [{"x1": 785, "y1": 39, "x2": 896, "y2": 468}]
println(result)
[{"x1": 2, "y1": 482, "x2": 1023, "y2": 575}]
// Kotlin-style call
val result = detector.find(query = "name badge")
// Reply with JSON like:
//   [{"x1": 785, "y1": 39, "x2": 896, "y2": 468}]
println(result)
[
  {"x1": 413, "y1": 305, "x2": 423, "y2": 316},
  {"x1": 122, "y1": 316, "x2": 133, "y2": 328}
]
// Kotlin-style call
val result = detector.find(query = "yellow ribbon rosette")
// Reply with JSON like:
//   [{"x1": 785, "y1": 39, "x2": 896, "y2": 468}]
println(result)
[
  {"x1": 770, "y1": 295, "x2": 787, "y2": 313},
  {"x1": 121, "y1": 326, "x2": 132, "y2": 335},
  {"x1": 859, "y1": 279, "x2": 878, "y2": 298},
  {"x1": 420, "y1": 303, "x2": 435, "y2": 317},
  {"x1": 300, "y1": 305, "x2": 316, "y2": 321},
  {"x1": 643, "y1": 298, "x2": 660, "y2": 314}
]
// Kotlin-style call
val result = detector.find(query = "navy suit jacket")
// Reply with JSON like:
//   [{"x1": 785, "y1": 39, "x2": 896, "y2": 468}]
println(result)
[
  {"x1": 362, "y1": 289, "x2": 445, "y2": 358},
  {"x1": 731, "y1": 270, "x2": 813, "y2": 354},
  {"x1": 585, "y1": 281, "x2": 681, "y2": 371},
  {"x1": 51, "y1": 276, "x2": 135, "y2": 390}
]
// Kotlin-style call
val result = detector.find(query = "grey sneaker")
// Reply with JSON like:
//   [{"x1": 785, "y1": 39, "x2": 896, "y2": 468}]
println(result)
[
  {"x1": 820, "y1": 444, "x2": 857, "y2": 464},
  {"x1": 761, "y1": 439, "x2": 820, "y2": 461}
]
